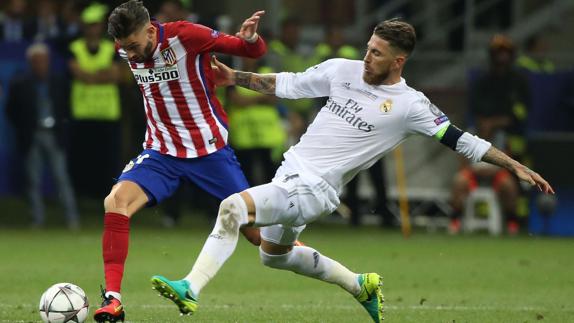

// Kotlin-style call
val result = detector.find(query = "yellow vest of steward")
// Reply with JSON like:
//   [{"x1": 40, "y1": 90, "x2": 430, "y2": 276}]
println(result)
[
  {"x1": 228, "y1": 67, "x2": 286, "y2": 149},
  {"x1": 70, "y1": 39, "x2": 120, "y2": 121}
]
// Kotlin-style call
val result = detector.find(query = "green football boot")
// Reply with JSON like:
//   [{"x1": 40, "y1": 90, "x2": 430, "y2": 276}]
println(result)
[
  {"x1": 355, "y1": 273, "x2": 384, "y2": 322},
  {"x1": 150, "y1": 275, "x2": 198, "y2": 315}
]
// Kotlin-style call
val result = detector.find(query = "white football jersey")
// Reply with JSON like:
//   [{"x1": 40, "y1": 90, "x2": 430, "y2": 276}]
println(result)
[{"x1": 275, "y1": 58, "x2": 457, "y2": 193}]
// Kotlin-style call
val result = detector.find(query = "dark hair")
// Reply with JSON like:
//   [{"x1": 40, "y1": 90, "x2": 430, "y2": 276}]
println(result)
[
  {"x1": 107, "y1": 0, "x2": 150, "y2": 39},
  {"x1": 373, "y1": 19, "x2": 416, "y2": 56}
]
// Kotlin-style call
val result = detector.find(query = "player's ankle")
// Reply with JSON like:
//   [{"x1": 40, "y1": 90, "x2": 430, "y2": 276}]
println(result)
[{"x1": 105, "y1": 291, "x2": 122, "y2": 301}]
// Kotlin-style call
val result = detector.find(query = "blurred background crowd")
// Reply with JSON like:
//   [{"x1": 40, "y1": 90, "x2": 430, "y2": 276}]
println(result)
[{"x1": 0, "y1": 0, "x2": 572, "y2": 235}]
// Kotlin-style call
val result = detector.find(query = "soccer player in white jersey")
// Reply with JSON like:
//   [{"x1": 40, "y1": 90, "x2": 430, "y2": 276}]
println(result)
[{"x1": 152, "y1": 19, "x2": 554, "y2": 322}]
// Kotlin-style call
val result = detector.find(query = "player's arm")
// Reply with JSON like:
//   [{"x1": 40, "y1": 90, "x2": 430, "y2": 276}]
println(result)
[
  {"x1": 481, "y1": 145, "x2": 553, "y2": 193},
  {"x1": 211, "y1": 56, "x2": 333, "y2": 99},
  {"x1": 213, "y1": 10, "x2": 266, "y2": 57},
  {"x1": 435, "y1": 123, "x2": 554, "y2": 194},
  {"x1": 407, "y1": 98, "x2": 554, "y2": 194},
  {"x1": 234, "y1": 70, "x2": 276, "y2": 95},
  {"x1": 181, "y1": 11, "x2": 266, "y2": 58}
]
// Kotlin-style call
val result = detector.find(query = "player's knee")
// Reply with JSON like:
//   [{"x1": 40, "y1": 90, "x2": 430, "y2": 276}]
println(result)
[
  {"x1": 259, "y1": 247, "x2": 291, "y2": 269},
  {"x1": 103, "y1": 190, "x2": 129, "y2": 212},
  {"x1": 217, "y1": 194, "x2": 246, "y2": 233}
]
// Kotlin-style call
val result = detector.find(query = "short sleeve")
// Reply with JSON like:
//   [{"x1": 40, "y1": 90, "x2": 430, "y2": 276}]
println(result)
[
  {"x1": 406, "y1": 95, "x2": 451, "y2": 137},
  {"x1": 275, "y1": 59, "x2": 340, "y2": 99}
]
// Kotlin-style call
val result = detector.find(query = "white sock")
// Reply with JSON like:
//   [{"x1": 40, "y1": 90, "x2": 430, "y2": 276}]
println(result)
[
  {"x1": 260, "y1": 246, "x2": 361, "y2": 296},
  {"x1": 105, "y1": 291, "x2": 121, "y2": 302},
  {"x1": 184, "y1": 194, "x2": 248, "y2": 297}
]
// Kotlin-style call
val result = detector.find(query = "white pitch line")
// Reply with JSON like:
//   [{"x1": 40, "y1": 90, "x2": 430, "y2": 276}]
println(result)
[{"x1": 4, "y1": 303, "x2": 573, "y2": 312}]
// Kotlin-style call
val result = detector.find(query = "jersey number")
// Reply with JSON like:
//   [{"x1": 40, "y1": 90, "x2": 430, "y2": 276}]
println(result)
[{"x1": 122, "y1": 154, "x2": 150, "y2": 173}]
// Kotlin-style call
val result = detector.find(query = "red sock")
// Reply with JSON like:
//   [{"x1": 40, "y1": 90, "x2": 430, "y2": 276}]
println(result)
[{"x1": 103, "y1": 212, "x2": 130, "y2": 293}]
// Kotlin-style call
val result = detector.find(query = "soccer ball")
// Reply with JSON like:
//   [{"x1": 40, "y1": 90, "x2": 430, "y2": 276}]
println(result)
[{"x1": 39, "y1": 283, "x2": 89, "y2": 323}]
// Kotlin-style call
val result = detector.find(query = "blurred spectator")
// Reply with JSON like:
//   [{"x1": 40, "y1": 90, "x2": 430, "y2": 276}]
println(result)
[
  {"x1": 68, "y1": 3, "x2": 122, "y2": 198},
  {"x1": 268, "y1": 17, "x2": 316, "y2": 142},
  {"x1": 313, "y1": 25, "x2": 360, "y2": 63},
  {"x1": 227, "y1": 57, "x2": 287, "y2": 186},
  {"x1": 33, "y1": 0, "x2": 63, "y2": 42},
  {"x1": 5, "y1": 43, "x2": 79, "y2": 229},
  {"x1": 344, "y1": 160, "x2": 394, "y2": 227},
  {"x1": 60, "y1": 0, "x2": 82, "y2": 40},
  {"x1": 517, "y1": 33, "x2": 555, "y2": 73},
  {"x1": 0, "y1": 0, "x2": 35, "y2": 42},
  {"x1": 450, "y1": 34, "x2": 529, "y2": 235},
  {"x1": 471, "y1": 35, "x2": 530, "y2": 160},
  {"x1": 155, "y1": 0, "x2": 198, "y2": 23}
]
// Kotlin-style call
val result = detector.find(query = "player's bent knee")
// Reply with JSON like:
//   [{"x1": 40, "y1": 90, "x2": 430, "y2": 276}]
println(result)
[
  {"x1": 217, "y1": 193, "x2": 246, "y2": 234},
  {"x1": 103, "y1": 193, "x2": 116, "y2": 212},
  {"x1": 259, "y1": 247, "x2": 291, "y2": 269},
  {"x1": 103, "y1": 191, "x2": 130, "y2": 213}
]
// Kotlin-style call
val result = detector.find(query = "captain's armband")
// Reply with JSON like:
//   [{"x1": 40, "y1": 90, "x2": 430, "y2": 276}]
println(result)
[{"x1": 435, "y1": 124, "x2": 464, "y2": 151}]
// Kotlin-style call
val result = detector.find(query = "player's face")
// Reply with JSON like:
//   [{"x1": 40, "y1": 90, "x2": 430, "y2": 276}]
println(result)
[
  {"x1": 363, "y1": 35, "x2": 403, "y2": 85},
  {"x1": 117, "y1": 24, "x2": 156, "y2": 63}
]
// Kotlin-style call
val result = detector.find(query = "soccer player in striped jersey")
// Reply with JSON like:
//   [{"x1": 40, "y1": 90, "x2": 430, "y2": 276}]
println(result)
[{"x1": 94, "y1": 1, "x2": 269, "y2": 321}]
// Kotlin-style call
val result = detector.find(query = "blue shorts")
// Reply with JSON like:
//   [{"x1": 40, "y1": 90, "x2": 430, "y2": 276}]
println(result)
[{"x1": 117, "y1": 145, "x2": 249, "y2": 206}]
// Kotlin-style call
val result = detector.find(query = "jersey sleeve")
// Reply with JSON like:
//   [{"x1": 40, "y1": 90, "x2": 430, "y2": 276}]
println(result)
[
  {"x1": 177, "y1": 21, "x2": 266, "y2": 58},
  {"x1": 275, "y1": 59, "x2": 339, "y2": 99},
  {"x1": 405, "y1": 95, "x2": 451, "y2": 137}
]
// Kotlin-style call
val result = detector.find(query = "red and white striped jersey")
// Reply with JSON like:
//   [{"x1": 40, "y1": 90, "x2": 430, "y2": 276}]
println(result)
[{"x1": 118, "y1": 21, "x2": 266, "y2": 158}]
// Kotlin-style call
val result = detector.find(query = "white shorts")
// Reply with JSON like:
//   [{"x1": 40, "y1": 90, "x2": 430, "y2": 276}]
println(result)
[{"x1": 246, "y1": 166, "x2": 340, "y2": 245}]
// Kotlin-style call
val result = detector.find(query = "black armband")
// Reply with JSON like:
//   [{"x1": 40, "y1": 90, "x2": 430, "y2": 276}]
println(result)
[{"x1": 439, "y1": 124, "x2": 464, "y2": 151}]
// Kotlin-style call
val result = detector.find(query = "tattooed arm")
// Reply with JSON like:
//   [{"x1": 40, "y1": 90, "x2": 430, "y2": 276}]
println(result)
[
  {"x1": 234, "y1": 71, "x2": 276, "y2": 95},
  {"x1": 210, "y1": 55, "x2": 276, "y2": 95},
  {"x1": 211, "y1": 55, "x2": 332, "y2": 99},
  {"x1": 481, "y1": 146, "x2": 554, "y2": 194}
]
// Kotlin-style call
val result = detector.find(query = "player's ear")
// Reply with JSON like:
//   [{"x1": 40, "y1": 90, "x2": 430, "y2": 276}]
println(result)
[
  {"x1": 394, "y1": 55, "x2": 406, "y2": 69},
  {"x1": 145, "y1": 23, "x2": 155, "y2": 38}
]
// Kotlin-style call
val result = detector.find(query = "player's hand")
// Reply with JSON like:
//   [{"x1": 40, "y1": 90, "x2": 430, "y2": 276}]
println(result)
[
  {"x1": 211, "y1": 55, "x2": 235, "y2": 87},
  {"x1": 513, "y1": 163, "x2": 555, "y2": 194},
  {"x1": 236, "y1": 10, "x2": 264, "y2": 43}
]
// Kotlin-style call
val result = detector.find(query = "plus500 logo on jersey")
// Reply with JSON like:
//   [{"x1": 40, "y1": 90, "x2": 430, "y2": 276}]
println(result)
[{"x1": 132, "y1": 65, "x2": 180, "y2": 84}]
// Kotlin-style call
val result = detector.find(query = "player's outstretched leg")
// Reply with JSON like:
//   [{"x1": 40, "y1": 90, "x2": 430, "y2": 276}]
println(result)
[
  {"x1": 355, "y1": 273, "x2": 385, "y2": 323},
  {"x1": 151, "y1": 275, "x2": 198, "y2": 315},
  {"x1": 152, "y1": 193, "x2": 248, "y2": 314},
  {"x1": 94, "y1": 287, "x2": 125, "y2": 323},
  {"x1": 259, "y1": 238, "x2": 384, "y2": 322}
]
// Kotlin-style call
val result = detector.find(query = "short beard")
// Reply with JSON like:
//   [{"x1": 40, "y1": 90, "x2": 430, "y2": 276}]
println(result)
[
  {"x1": 362, "y1": 70, "x2": 389, "y2": 85},
  {"x1": 143, "y1": 40, "x2": 154, "y2": 60}
]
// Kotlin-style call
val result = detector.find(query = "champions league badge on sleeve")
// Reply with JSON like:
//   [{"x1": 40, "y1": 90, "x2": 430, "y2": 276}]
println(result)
[
  {"x1": 426, "y1": 100, "x2": 449, "y2": 125},
  {"x1": 434, "y1": 115, "x2": 449, "y2": 125}
]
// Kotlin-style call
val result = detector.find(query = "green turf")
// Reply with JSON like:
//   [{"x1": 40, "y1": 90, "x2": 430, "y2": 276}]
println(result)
[{"x1": 1, "y1": 221, "x2": 573, "y2": 322}]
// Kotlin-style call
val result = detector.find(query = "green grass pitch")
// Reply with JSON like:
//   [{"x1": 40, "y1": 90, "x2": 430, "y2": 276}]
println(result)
[{"x1": 1, "y1": 216, "x2": 573, "y2": 322}]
